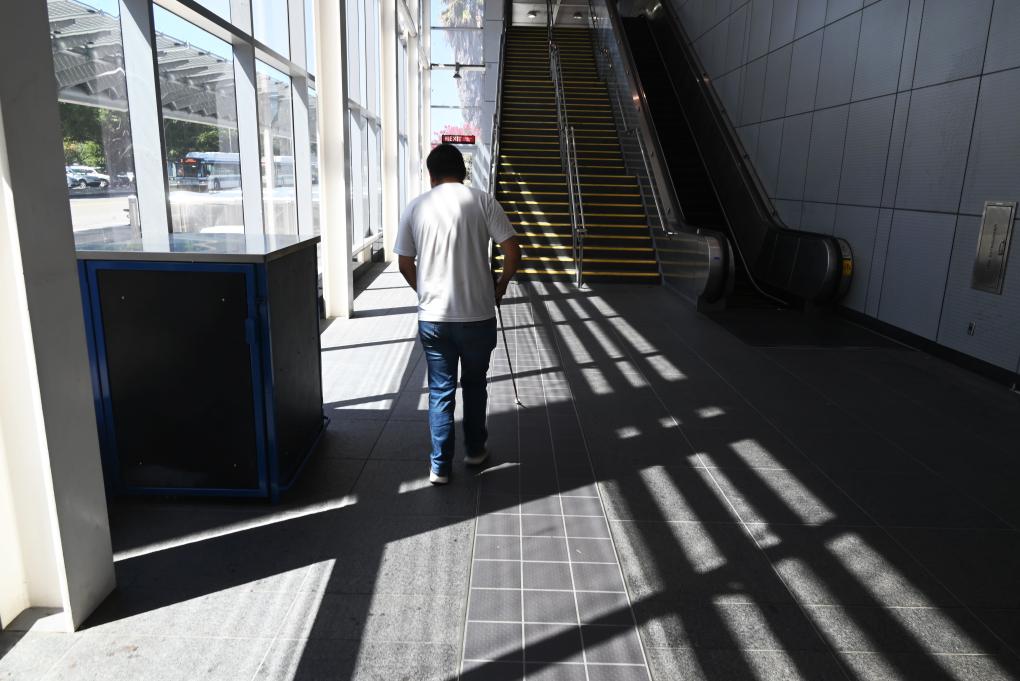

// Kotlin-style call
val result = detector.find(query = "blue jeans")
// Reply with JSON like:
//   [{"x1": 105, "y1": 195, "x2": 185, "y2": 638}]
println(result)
[{"x1": 418, "y1": 318, "x2": 498, "y2": 476}]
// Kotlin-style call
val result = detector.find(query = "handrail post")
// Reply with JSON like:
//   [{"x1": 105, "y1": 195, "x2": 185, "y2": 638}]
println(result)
[{"x1": 570, "y1": 126, "x2": 586, "y2": 287}]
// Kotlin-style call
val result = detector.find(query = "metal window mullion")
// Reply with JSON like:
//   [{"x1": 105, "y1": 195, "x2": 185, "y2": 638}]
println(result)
[
  {"x1": 289, "y1": 0, "x2": 308, "y2": 72},
  {"x1": 120, "y1": 0, "x2": 170, "y2": 247},
  {"x1": 292, "y1": 77, "x2": 314, "y2": 238},
  {"x1": 233, "y1": 41, "x2": 265, "y2": 238}
]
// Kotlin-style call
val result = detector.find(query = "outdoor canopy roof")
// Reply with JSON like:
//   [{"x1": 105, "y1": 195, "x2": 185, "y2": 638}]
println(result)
[{"x1": 48, "y1": 0, "x2": 258, "y2": 126}]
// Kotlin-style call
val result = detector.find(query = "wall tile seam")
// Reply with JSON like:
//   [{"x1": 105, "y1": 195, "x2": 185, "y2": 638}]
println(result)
[
  {"x1": 755, "y1": 0, "x2": 777, "y2": 124},
  {"x1": 705, "y1": 26, "x2": 1020, "y2": 92},
  {"x1": 768, "y1": 24, "x2": 799, "y2": 209},
  {"x1": 828, "y1": 1, "x2": 865, "y2": 25},
  {"x1": 689, "y1": 1, "x2": 750, "y2": 45},
  {"x1": 768, "y1": 200, "x2": 984, "y2": 222},
  {"x1": 876, "y1": 0, "x2": 929, "y2": 320},
  {"x1": 735, "y1": 4, "x2": 754, "y2": 131},
  {"x1": 933, "y1": 3, "x2": 997, "y2": 345},
  {"x1": 797, "y1": 1, "x2": 832, "y2": 216}
]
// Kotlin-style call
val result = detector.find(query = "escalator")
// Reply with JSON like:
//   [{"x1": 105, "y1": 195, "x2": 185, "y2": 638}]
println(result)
[{"x1": 617, "y1": 7, "x2": 853, "y2": 307}]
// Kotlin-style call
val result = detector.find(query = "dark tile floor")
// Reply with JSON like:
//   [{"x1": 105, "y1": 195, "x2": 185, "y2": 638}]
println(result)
[{"x1": 2, "y1": 265, "x2": 1019, "y2": 680}]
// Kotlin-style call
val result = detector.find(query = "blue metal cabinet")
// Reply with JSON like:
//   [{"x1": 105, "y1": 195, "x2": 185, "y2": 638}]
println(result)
[{"x1": 77, "y1": 235, "x2": 324, "y2": 502}]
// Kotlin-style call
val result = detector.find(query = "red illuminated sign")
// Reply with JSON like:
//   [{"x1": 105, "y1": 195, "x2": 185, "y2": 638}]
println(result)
[{"x1": 441, "y1": 134, "x2": 476, "y2": 145}]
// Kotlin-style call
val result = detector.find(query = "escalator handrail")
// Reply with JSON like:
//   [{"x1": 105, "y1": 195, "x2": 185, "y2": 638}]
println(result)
[
  {"x1": 655, "y1": 2, "x2": 779, "y2": 231},
  {"x1": 591, "y1": 0, "x2": 686, "y2": 235}
]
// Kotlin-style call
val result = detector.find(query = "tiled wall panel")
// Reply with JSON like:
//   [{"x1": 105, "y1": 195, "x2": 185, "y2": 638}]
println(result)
[
  {"x1": 762, "y1": 44, "x2": 792, "y2": 119},
  {"x1": 959, "y1": 69, "x2": 1020, "y2": 217},
  {"x1": 895, "y1": 77, "x2": 978, "y2": 213},
  {"x1": 670, "y1": 0, "x2": 1020, "y2": 371},
  {"x1": 814, "y1": 13, "x2": 862, "y2": 108},
  {"x1": 985, "y1": 0, "x2": 1020, "y2": 72},
  {"x1": 852, "y1": 0, "x2": 908, "y2": 101},
  {"x1": 803, "y1": 105, "x2": 849, "y2": 203},
  {"x1": 776, "y1": 112, "x2": 811, "y2": 200},
  {"x1": 839, "y1": 95, "x2": 895, "y2": 206},
  {"x1": 912, "y1": 0, "x2": 993, "y2": 88},
  {"x1": 878, "y1": 210, "x2": 956, "y2": 340}
]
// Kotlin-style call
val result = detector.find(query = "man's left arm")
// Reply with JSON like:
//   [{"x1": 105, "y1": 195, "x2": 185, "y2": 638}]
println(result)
[{"x1": 398, "y1": 255, "x2": 417, "y2": 292}]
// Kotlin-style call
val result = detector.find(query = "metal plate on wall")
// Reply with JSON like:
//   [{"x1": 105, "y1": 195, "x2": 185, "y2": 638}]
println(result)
[{"x1": 971, "y1": 201, "x2": 1016, "y2": 294}]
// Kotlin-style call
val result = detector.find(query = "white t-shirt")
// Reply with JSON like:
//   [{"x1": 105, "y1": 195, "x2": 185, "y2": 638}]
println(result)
[{"x1": 394, "y1": 183, "x2": 517, "y2": 322}]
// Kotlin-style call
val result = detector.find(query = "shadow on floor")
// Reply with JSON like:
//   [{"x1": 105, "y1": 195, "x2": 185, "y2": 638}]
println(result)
[{"x1": 7, "y1": 273, "x2": 1020, "y2": 681}]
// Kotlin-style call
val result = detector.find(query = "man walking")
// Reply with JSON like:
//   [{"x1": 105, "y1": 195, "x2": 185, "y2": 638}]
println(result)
[{"x1": 394, "y1": 144, "x2": 521, "y2": 485}]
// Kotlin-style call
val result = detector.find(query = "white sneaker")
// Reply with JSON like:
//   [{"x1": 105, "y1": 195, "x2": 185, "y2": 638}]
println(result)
[
  {"x1": 464, "y1": 449, "x2": 490, "y2": 466},
  {"x1": 429, "y1": 471, "x2": 449, "y2": 485}
]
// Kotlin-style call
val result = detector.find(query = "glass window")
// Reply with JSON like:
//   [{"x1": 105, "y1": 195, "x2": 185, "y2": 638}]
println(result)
[
  {"x1": 430, "y1": 108, "x2": 480, "y2": 143},
  {"x1": 305, "y1": 0, "x2": 317, "y2": 75},
  {"x1": 346, "y1": 0, "x2": 364, "y2": 105},
  {"x1": 252, "y1": 0, "x2": 290, "y2": 57},
  {"x1": 367, "y1": 121, "x2": 381, "y2": 239},
  {"x1": 398, "y1": 138, "x2": 408, "y2": 209},
  {"x1": 155, "y1": 6, "x2": 242, "y2": 234},
  {"x1": 365, "y1": 0, "x2": 382, "y2": 112},
  {"x1": 347, "y1": 111, "x2": 364, "y2": 246},
  {"x1": 47, "y1": 0, "x2": 138, "y2": 245},
  {"x1": 194, "y1": 0, "x2": 230, "y2": 22},
  {"x1": 308, "y1": 87, "x2": 320, "y2": 235},
  {"x1": 256, "y1": 62, "x2": 297, "y2": 235},
  {"x1": 430, "y1": 29, "x2": 482, "y2": 64},
  {"x1": 431, "y1": 0, "x2": 482, "y2": 27},
  {"x1": 398, "y1": 40, "x2": 409, "y2": 134},
  {"x1": 430, "y1": 69, "x2": 482, "y2": 108}
]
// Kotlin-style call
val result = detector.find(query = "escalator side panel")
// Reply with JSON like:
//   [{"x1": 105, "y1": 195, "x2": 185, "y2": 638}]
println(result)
[{"x1": 623, "y1": 10, "x2": 851, "y2": 305}]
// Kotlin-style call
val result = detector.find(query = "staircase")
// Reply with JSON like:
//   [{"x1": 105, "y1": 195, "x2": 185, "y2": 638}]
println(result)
[{"x1": 494, "y1": 26, "x2": 661, "y2": 284}]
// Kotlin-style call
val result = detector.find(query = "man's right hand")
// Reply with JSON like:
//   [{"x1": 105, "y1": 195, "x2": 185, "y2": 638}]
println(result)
[{"x1": 495, "y1": 278, "x2": 509, "y2": 305}]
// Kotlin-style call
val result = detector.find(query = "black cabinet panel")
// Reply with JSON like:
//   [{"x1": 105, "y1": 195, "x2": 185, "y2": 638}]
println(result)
[
  {"x1": 266, "y1": 247, "x2": 324, "y2": 487},
  {"x1": 96, "y1": 268, "x2": 260, "y2": 490}
]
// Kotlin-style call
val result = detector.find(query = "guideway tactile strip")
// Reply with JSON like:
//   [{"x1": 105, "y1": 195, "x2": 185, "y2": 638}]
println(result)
[{"x1": 459, "y1": 282, "x2": 652, "y2": 681}]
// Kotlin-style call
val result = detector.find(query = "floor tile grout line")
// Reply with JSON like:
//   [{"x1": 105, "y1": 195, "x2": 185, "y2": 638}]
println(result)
[
  {"x1": 655, "y1": 315, "x2": 1020, "y2": 665},
  {"x1": 245, "y1": 554, "x2": 318, "y2": 681},
  {"x1": 529, "y1": 283, "x2": 592, "y2": 681},
  {"x1": 513, "y1": 287, "x2": 527, "y2": 680},
  {"x1": 459, "y1": 313, "x2": 507, "y2": 681},
  {"x1": 526, "y1": 281, "x2": 653, "y2": 680},
  {"x1": 477, "y1": 533, "x2": 613, "y2": 540},
  {"x1": 37, "y1": 632, "x2": 86, "y2": 681},
  {"x1": 463, "y1": 658, "x2": 647, "y2": 667},
  {"x1": 474, "y1": 559, "x2": 619, "y2": 565},
  {"x1": 470, "y1": 587, "x2": 628, "y2": 594},
  {"x1": 468, "y1": 619, "x2": 635, "y2": 628}
]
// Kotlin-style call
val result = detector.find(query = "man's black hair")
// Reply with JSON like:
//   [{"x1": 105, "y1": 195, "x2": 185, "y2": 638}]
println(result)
[{"x1": 427, "y1": 143, "x2": 467, "y2": 182}]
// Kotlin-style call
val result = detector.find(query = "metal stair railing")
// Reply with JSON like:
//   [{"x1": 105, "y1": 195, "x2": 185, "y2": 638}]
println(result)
[
  {"x1": 487, "y1": 0, "x2": 511, "y2": 196},
  {"x1": 547, "y1": 0, "x2": 587, "y2": 287}
]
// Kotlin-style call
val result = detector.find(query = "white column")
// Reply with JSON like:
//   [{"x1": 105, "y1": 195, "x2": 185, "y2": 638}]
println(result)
[
  {"x1": 318, "y1": 0, "x2": 354, "y2": 317},
  {"x1": 0, "y1": 2, "x2": 114, "y2": 632},
  {"x1": 381, "y1": 0, "x2": 400, "y2": 258},
  {"x1": 408, "y1": 33, "x2": 423, "y2": 197}
]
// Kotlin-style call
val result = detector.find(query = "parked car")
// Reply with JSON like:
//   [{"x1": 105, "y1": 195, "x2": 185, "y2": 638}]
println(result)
[{"x1": 66, "y1": 165, "x2": 110, "y2": 188}]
